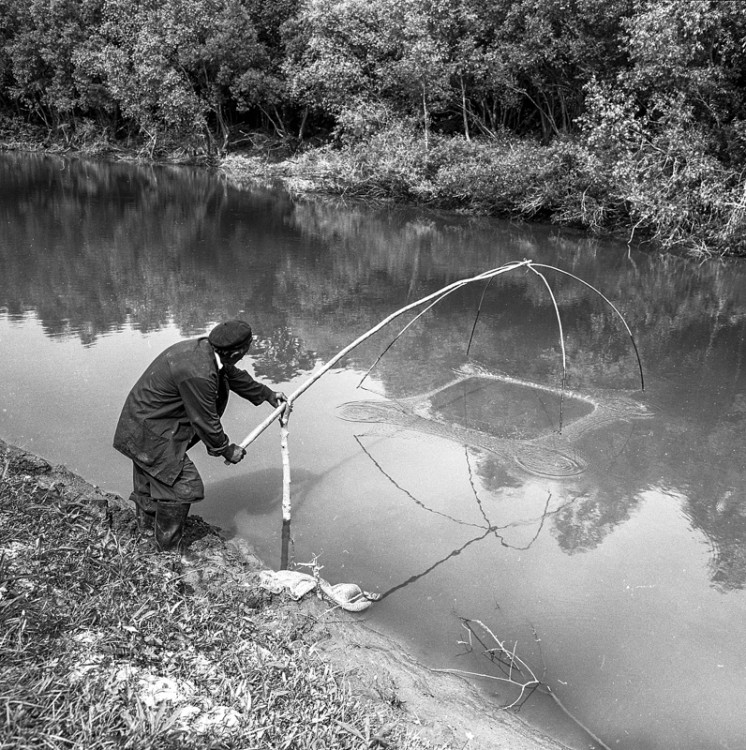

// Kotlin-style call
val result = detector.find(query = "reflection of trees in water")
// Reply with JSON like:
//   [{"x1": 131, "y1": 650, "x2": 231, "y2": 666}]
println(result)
[
  {"x1": 353, "y1": 435, "x2": 578, "y2": 601},
  {"x1": 551, "y1": 489, "x2": 639, "y2": 554},
  {"x1": 546, "y1": 424, "x2": 646, "y2": 553},
  {"x1": 4, "y1": 154, "x2": 746, "y2": 379},
  {"x1": 252, "y1": 326, "x2": 317, "y2": 382},
  {"x1": 470, "y1": 410, "x2": 650, "y2": 555},
  {"x1": 672, "y1": 387, "x2": 746, "y2": 591},
  {"x1": 479, "y1": 434, "x2": 644, "y2": 556},
  {"x1": 0, "y1": 153, "x2": 297, "y2": 346},
  {"x1": 5, "y1": 154, "x2": 746, "y2": 586}
]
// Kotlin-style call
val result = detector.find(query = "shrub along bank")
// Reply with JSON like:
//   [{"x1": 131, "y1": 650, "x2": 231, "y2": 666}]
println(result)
[
  {"x1": 5, "y1": 111, "x2": 744, "y2": 261},
  {"x1": 222, "y1": 116, "x2": 746, "y2": 261}
]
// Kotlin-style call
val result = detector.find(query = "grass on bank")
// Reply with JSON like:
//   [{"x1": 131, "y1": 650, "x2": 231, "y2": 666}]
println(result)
[{"x1": 0, "y1": 446, "x2": 436, "y2": 750}]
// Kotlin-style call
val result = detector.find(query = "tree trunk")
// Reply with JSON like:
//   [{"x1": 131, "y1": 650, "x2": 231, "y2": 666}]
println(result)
[
  {"x1": 422, "y1": 84, "x2": 429, "y2": 151},
  {"x1": 297, "y1": 106, "x2": 309, "y2": 141},
  {"x1": 460, "y1": 76, "x2": 471, "y2": 141}
]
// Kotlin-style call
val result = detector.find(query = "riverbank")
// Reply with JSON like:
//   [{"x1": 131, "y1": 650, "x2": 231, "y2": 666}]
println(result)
[
  {"x1": 3, "y1": 113, "x2": 745, "y2": 261},
  {"x1": 0, "y1": 437, "x2": 569, "y2": 750}
]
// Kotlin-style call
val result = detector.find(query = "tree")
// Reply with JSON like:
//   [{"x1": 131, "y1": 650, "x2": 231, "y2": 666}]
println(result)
[
  {"x1": 2, "y1": 0, "x2": 110, "y2": 131},
  {"x1": 90, "y1": 0, "x2": 281, "y2": 151},
  {"x1": 472, "y1": 0, "x2": 634, "y2": 140},
  {"x1": 284, "y1": 0, "x2": 458, "y2": 145},
  {"x1": 378, "y1": 0, "x2": 454, "y2": 147},
  {"x1": 283, "y1": 0, "x2": 392, "y2": 114},
  {"x1": 622, "y1": 0, "x2": 746, "y2": 160}
]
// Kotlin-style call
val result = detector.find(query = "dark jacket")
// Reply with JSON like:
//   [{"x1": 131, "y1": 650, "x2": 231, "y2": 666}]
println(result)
[{"x1": 113, "y1": 337, "x2": 274, "y2": 485}]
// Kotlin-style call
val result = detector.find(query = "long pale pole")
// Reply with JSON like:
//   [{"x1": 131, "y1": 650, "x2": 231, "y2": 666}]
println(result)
[{"x1": 237, "y1": 260, "x2": 532, "y2": 451}]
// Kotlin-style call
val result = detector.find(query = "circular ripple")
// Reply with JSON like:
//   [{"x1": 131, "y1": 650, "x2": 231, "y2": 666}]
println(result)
[
  {"x1": 512, "y1": 446, "x2": 587, "y2": 479},
  {"x1": 337, "y1": 401, "x2": 404, "y2": 424}
]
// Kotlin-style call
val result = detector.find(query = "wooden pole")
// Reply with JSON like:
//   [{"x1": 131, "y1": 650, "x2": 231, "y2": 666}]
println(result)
[
  {"x1": 279, "y1": 404, "x2": 293, "y2": 569},
  {"x1": 280, "y1": 406, "x2": 291, "y2": 522},
  {"x1": 237, "y1": 260, "x2": 532, "y2": 450}
]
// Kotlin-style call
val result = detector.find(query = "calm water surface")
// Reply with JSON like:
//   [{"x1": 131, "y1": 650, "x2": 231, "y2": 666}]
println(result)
[{"x1": 2, "y1": 153, "x2": 746, "y2": 750}]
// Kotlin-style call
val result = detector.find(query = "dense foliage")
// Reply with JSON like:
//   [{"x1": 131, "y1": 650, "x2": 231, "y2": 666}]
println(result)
[{"x1": 2, "y1": 0, "x2": 746, "y2": 256}]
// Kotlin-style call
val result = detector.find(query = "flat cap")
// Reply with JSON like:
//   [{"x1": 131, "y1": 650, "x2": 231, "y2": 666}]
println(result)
[{"x1": 208, "y1": 320, "x2": 253, "y2": 349}]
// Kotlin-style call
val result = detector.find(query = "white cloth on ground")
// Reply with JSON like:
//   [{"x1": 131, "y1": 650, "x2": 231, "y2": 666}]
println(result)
[{"x1": 258, "y1": 569, "x2": 380, "y2": 612}]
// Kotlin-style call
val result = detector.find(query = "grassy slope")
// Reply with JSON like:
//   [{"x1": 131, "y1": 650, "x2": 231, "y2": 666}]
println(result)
[
  {"x1": 0, "y1": 439, "x2": 568, "y2": 750},
  {"x1": 0, "y1": 440, "x2": 432, "y2": 750}
]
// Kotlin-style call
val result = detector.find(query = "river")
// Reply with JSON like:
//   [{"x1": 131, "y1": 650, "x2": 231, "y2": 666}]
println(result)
[{"x1": 1, "y1": 152, "x2": 746, "y2": 750}]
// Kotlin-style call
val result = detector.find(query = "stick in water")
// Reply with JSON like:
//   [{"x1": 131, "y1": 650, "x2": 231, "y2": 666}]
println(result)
[{"x1": 280, "y1": 405, "x2": 291, "y2": 522}]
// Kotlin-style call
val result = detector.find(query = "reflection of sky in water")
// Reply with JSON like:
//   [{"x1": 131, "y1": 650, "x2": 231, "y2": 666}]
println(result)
[{"x1": 3, "y1": 153, "x2": 746, "y2": 750}]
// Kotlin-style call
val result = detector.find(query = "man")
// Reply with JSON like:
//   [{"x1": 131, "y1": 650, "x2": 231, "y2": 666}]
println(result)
[{"x1": 113, "y1": 319, "x2": 286, "y2": 552}]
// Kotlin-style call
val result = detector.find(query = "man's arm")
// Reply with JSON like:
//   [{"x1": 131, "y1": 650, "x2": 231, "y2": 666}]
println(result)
[{"x1": 223, "y1": 365, "x2": 286, "y2": 407}]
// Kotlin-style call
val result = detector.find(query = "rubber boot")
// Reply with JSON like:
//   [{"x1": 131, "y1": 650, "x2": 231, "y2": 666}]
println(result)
[
  {"x1": 130, "y1": 493, "x2": 156, "y2": 533},
  {"x1": 154, "y1": 502, "x2": 190, "y2": 552}
]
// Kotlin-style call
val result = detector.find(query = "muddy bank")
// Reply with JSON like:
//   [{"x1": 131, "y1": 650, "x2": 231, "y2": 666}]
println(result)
[{"x1": 0, "y1": 437, "x2": 569, "y2": 750}]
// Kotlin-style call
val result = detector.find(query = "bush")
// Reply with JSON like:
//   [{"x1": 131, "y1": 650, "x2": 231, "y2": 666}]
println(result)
[
  {"x1": 582, "y1": 84, "x2": 746, "y2": 256},
  {"x1": 286, "y1": 109, "x2": 746, "y2": 257},
  {"x1": 291, "y1": 127, "x2": 618, "y2": 230},
  {"x1": 425, "y1": 135, "x2": 616, "y2": 230}
]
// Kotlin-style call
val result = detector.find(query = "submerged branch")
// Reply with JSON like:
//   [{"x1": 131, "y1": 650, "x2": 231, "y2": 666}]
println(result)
[
  {"x1": 450, "y1": 618, "x2": 614, "y2": 749},
  {"x1": 439, "y1": 618, "x2": 540, "y2": 710}
]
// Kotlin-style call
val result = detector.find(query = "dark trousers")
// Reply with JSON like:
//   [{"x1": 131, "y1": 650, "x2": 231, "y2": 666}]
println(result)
[{"x1": 130, "y1": 457, "x2": 204, "y2": 552}]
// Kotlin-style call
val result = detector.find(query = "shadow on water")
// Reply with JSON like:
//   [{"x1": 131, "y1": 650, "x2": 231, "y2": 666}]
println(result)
[{"x1": 207, "y1": 467, "x2": 317, "y2": 519}]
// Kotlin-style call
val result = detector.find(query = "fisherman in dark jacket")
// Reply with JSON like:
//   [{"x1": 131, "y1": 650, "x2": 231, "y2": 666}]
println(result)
[{"x1": 113, "y1": 319, "x2": 286, "y2": 551}]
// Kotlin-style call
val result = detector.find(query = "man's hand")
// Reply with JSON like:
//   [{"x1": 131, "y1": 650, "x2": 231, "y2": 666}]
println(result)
[
  {"x1": 223, "y1": 443, "x2": 246, "y2": 464},
  {"x1": 268, "y1": 391, "x2": 288, "y2": 409}
]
